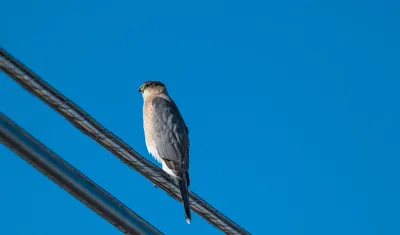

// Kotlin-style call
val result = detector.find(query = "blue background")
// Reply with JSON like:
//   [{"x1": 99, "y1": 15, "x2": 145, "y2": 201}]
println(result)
[{"x1": 1, "y1": 0, "x2": 399, "y2": 234}]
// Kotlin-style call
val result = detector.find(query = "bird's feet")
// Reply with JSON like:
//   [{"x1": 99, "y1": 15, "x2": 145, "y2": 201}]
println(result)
[{"x1": 153, "y1": 184, "x2": 158, "y2": 188}]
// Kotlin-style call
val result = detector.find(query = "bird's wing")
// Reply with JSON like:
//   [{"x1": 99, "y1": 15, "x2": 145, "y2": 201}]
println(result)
[{"x1": 152, "y1": 96, "x2": 189, "y2": 174}]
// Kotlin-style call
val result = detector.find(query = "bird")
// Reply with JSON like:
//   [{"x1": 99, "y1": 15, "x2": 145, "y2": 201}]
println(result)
[{"x1": 138, "y1": 80, "x2": 191, "y2": 224}]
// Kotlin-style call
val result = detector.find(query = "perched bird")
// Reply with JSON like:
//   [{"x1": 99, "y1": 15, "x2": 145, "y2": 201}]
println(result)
[{"x1": 139, "y1": 81, "x2": 191, "y2": 224}]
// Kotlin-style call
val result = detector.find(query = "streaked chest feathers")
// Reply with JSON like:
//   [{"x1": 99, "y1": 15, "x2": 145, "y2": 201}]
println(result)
[{"x1": 143, "y1": 99, "x2": 162, "y2": 163}]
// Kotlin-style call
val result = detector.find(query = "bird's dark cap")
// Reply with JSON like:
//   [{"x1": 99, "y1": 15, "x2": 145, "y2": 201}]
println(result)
[{"x1": 138, "y1": 81, "x2": 165, "y2": 92}]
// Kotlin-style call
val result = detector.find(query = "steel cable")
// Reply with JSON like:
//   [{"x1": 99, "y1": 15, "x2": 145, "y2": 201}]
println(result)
[
  {"x1": 0, "y1": 113, "x2": 163, "y2": 235},
  {"x1": 0, "y1": 47, "x2": 250, "y2": 235}
]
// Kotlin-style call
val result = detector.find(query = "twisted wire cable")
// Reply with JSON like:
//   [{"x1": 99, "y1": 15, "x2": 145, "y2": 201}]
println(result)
[{"x1": 0, "y1": 48, "x2": 250, "y2": 235}]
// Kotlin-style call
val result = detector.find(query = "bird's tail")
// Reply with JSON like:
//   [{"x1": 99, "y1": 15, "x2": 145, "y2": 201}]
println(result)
[{"x1": 178, "y1": 173, "x2": 191, "y2": 224}]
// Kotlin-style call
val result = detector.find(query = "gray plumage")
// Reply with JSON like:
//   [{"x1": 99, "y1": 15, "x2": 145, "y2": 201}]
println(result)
[
  {"x1": 152, "y1": 97, "x2": 190, "y2": 175},
  {"x1": 139, "y1": 81, "x2": 191, "y2": 224}
]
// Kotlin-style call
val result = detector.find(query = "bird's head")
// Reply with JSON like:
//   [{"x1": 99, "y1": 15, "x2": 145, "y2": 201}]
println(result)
[{"x1": 138, "y1": 81, "x2": 167, "y2": 98}]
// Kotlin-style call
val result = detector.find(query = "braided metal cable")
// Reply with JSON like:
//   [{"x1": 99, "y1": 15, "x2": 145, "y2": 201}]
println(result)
[{"x1": 0, "y1": 48, "x2": 250, "y2": 235}]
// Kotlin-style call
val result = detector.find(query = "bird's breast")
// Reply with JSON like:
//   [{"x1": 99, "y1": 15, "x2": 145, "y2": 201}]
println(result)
[{"x1": 143, "y1": 101, "x2": 162, "y2": 163}]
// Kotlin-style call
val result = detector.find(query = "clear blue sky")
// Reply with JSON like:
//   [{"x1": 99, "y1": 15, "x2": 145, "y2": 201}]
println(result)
[{"x1": 1, "y1": 0, "x2": 399, "y2": 234}]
